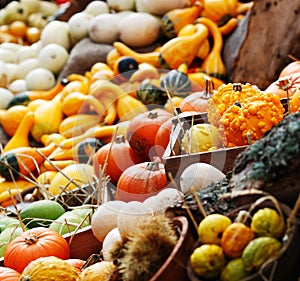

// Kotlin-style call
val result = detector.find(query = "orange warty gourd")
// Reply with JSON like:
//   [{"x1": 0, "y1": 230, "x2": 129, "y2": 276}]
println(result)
[{"x1": 4, "y1": 227, "x2": 70, "y2": 273}]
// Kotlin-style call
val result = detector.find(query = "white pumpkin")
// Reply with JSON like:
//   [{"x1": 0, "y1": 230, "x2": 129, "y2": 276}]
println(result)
[
  {"x1": 106, "y1": 0, "x2": 135, "y2": 11},
  {"x1": 0, "y1": 88, "x2": 14, "y2": 109},
  {"x1": 135, "y1": 0, "x2": 189, "y2": 15},
  {"x1": 15, "y1": 58, "x2": 40, "y2": 80},
  {"x1": 180, "y1": 163, "x2": 226, "y2": 194},
  {"x1": 102, "y1": 227, "x2": 123, "y2": 261},
  {"x1": 118, "y1": 12, "x2": 161, "y2": 47},
  {"x1": 25, "y1": 67, "x2": 55, "y2": 90},
  {"x1": 91, "y1": 200, "x2": 126, "y2": 243},
  {"x1": 68, "y1": 12, "x2": 93, "y2": 43},
  {"x1": 84, "y1": 1, "x2": 110, "y2": 16}
]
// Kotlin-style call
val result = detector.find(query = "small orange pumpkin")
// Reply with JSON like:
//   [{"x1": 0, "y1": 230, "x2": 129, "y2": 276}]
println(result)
[
  {"x1": 0, "y1": 266, "x2": 20, "y2": 281},
  {"x1": 279, "y1": 61, "x2": 300, "y2": 77},
  {"x1": 116, "y1": 160, "x2": 168, "y2": 202},
  {"x1": 4, "y1": 227, "x2": 70, "y2": 273}
]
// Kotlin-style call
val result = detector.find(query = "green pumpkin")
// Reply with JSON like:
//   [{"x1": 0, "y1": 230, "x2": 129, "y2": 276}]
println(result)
[
  {"x1": 136, "y1": 80, "x2": 168, "y2": 105},
  {"x1": 160, "y1": 70, "x2": 191, "y2": 96}
]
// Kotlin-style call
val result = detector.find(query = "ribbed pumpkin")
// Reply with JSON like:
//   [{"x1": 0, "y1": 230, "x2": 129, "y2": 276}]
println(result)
[
  {"x1": 4, "y1": 227, "x2": 70, "y2": 273},
  {"x1": 160, "y1": 69, "x2": 192, "y2": 97},
  {"x1": 116, "y1": 160, "x2": 168, "y2": 202},
  {"x1": 92, "y1": 134, "x2": 144, "y2": 185},
  {"x1": 0, "y1": 266, "x2": 20, "y2": 281}
]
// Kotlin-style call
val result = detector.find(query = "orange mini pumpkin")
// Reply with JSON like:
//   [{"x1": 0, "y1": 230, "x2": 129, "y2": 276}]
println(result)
[
  {"x1": 4, "y1": 227, "x2": 70, "y2": 273},
  {"x1": 0, "y1": 266, "x2": 20, "y2": 281}
]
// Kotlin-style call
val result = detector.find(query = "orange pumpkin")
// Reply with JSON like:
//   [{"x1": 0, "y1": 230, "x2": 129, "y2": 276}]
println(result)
[
  {"x1": 154, "y1": 117, "x2": 174, "y2": 158},
  {"x1": 4, "y1": 227, "x2": 70, "y2": 273},
  {"x1": 290, "y1": 87, "x2": 300, "y2": 113},
  {"x1": 126, "y1": 109, "x2": 173, "y2": 160},
  {"x1": 65, "y1": 258, "x2": 85, "y2": 273},
  {"x1": 179, "y1": 76, "x2": 214, "y2": 113},
  {"x1": 0, "y1": 266, "x2": 20, "y2": 281},
  {"x1": 116, "y1": 160, "x2": 168, "y2": 202},
  {"x1": 265, "y1": 73, "x2": 300, "y2": 99},
  {"x1": 279, "y1": 61, "x2": 300, "y2": 77},
  {"x1": 92, "y1": 134, "x2": 144, "y2": 185}
]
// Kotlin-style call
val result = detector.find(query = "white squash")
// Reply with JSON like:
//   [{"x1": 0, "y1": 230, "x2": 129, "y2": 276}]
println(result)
[
  {"x1": 25, "y1": 67, "x2": 55, "y2": 90},
  {"x1": 135, "y1": 0, "x2": 189, "y2": 15},
  {"x1": 180, "y1": 163, "x2": 226, "y2": 194},
  {"x1": 68, "y1": 12, "x2": 93, "y2": 43},
  {"x1": 118, "y1": 12, "x2": 161, "y2": 47},
  {"x1": 38, "y1": 43, "x2": 69, "y2": 75},
  {"x1": 88, "y1": 13, "x2": 121, "y2": 44},
  {"x1": 8, "y1": 79, "x2": 27, "y2": 94},
  {"x1": 117, "y1": 201, "x2": 152, "y2": 239},
  {"x1": 0, "y1": 48, "x2": 15, "y2": 63},
  {"x1": 0, "y1": 60, "x2": 8, "y2": 87},
  {"x1": 14, "y1": 45, "x2": 37, "y2": 63},
  {"x1": 102, "y1": 227, "x2": 123, "y2": 261},
  {"x1": 6, "y1": 63, "x2": 19, "y2": 83},
  {"x1": 106, "y1": 0, "x2": 135, "y2": 11},
  {"x1": 91, "y1": 200, "x2": 126, "y2": 243},
  {"x1": 0, "y1": 88, "x2": 14, "y2": 109},
  {"x1": 84, "y1": 1, "x2": 110, "y2": 16},
  {"x1": 40, "y1": 20, "x2": 71, "y2": 51},
  {"x1": 16, "y1": 57, "x2": 40, "y2": 80}
]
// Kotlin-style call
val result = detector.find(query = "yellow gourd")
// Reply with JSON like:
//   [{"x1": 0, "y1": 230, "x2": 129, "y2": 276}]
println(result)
[
  {"x1": 58, "y1": 114, "x2": 100, "y2": 138},
  {"x1": 117, "y1": 94, "x2": 148, "y2": 121},
  {"x1": 3, "y1": 111, "x2": 35, "y2": 152},
  {"x1": 197, "y1": 17, "x2": 227, "y2": 80},
  {"x1": 30, "y1": 93, "x2": 64, "y2": 143},
  {"x1": 113, "y1": 23, "x2": 209, "y2": 70}
]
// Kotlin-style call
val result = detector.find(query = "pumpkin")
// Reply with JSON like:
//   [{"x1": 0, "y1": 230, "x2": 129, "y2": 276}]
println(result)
[
  {"x1": 160, "y1": 69, "x2": 192, "y2": 97},
  {"x1": 4, "y1": 227, "x2": 70, "y2": 273},
  {"x1": 179, "y1": 76, "x2": 214, "y2": 112},
  {"x1": 92, "y1": 134, "x2": 144, "y2": 185},
  {"x1": 77, "y1": 261, "x2": 117, "y2": 281},
  {"x1": 19, "y1": 256, "x2": 79, "y2": 281},
  {"x1": 279, "y1": 61, "x2": 300, "y2": 77},
  {"x1": 290, "y1": 87, "x2": 300, "y2": 113},
  {"x1": 65, "y1": 258, "x2": 85, "y2": 273},
  {"x1": 136, "y1": 79, "x2": 168, "y2": 105},
  {"x1": 154, "y1": 117, "x2": 174, "y2": 158},
  {"x1": 116, "y1": 160, "x2": 168, "y2": 202},
  {"x1": 0, "y1": 266, "x2": 20, "y2": 281},
  {"x1": 161, "y1": 4, "x2": 203, "y2": 38},
  {"x1": 265, "y1": 73, "x2": 300, "y2": 99},
  {"x1": 126, "y1": 108, "x2": 173, "y2": 160}
]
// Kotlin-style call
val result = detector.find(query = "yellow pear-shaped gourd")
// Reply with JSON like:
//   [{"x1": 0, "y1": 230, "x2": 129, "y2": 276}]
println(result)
[{"x1": 3, "y1": 111, "x2": 35, "y2": 152}]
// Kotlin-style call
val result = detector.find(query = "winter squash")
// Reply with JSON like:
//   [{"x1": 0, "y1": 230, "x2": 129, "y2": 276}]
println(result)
[
  {"x1": 290, "y1": 87, "x2": 300, "y2": 113},
  {"x1": 179, "y1": 76, "x2": 214, "y2": 112},
  {"x1": 4, "y1": 227, "x2": 70, "y2": 273},
  {"x1": 126, "y1": 108, "x2": 173, "y2": 160},
  {"x1": 279, "y1": 61, "x2": 300, "y2": 77},
  {"x1": 160, "y1": 69, "x2": 192, "y2": 96},
  {"x1": 77, "y1": 261, "x2": 117, "y2": 281},
  {"x1": 0, "y1": 266, "x2": 20, "y2": 281},
  {"x1": 136, "y1": 80, "x2": 168, "y2": 105},
  {"x1": 116, "y1": 160, "x2": 168, "y2": 202},
  {"x1": 113, "y1": 56, "x2": 139, "y2": 79},
  {"x1": 92, "y1": 134, "x2": 144, "y2": 185},
  {"x1": 154, "y1": 117, "x2": 174, "y2": 158}
]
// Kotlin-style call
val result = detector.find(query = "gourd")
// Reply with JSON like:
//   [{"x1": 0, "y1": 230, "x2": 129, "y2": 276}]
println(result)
[
  {"x1": 218, "y1": 92, "x2": 285, "y2": 147},
  {"x1": 290, "y1": 87, "x2": 300, "y2": 113},
  {"x1": 116, "y1": 93, "x2": 148, "y2": 121},
  {"x1": 0, "y1": 142, "x2": 57, "y2": 181},
  {"x1": 136, "y1": 80, "x2": 168, "y2": 105},
  {"x1": 3, "y1": 111, "x2": 35, "y2": 152},
  {"x1": 58, "y1": 114, "x2": 100, "y2": 138},
  {"x1": 179, "y1": 76, "x2": 214, "y2": 112},
  {"x1": 4, "y1": 227, "x2": 71, "y2": 273},
  {"x1": 7, "y1": 77, "x2": 69, "y2": 107},
  {"x1": 19, "y1": 256, "x2": 79, "y2": 281},
  {"x1": 126, "y1": 109, "x2": 173, "y2": 159},
  {"x1": 92, "y1": 134, "x2": 143, "y2": 185},
  {"x1": 91, "y1": 200, "x2": 126, "y2": 243},
  {"x1": 161, "y1": 4, "x2": 203, "y2": 38},
  {"x1": 160, "y1": 69, "x2": 192, "y2": 96},
  {"x1": 113, "y1": 56, "x2": 139, "y2": 78},
  {"x1": 197, "y1": 17, "x2": 227, "y2": 80},
  {"x1": 0, "y1": 105, "x2": 29, "y2": 136},
  {"x1": 113, "y1": 23, "x2": 209, "y2": 69},
  {"x1": 116, "y1": 160, "x2": 168, "y2": 202},
  {"x1": 0, "y1": 88, "x2": 14, "y2": 109},
  {"x1": 52, "y1": 137, "x2": 104, "y2": 163},
  {"x1": 77, "y1": 261, "x2": 116, "y2": 281},
  {"x1": 0, "y1": 266, "x2": 20, "y2": 281},
  {"x1": 30, "y1": 93, "x2": 64, "y2": 143}
]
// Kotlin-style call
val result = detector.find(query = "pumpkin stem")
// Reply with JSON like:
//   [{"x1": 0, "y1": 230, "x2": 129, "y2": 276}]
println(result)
[
  {"x1": 278, "y1": 77, "x2": 292, "y2": 115},
  {"x1": 233, "y1": 83, "x2": 242, "y2": 92},
  {"x1": 146, "y1": 161, "x2": 160, "y2": 171},
  {"x1": 202, "y1": 76, "x2": 214, "y2": 98},
  {"x1": 148, "y1": 111, "x2": 159, "y2": 119},
  {"x1": 25, "y1": 234, "x2": 38, "y2": 245},
  {"x1": 115, "y1": 135, "x2": 126, "y2": 144}
]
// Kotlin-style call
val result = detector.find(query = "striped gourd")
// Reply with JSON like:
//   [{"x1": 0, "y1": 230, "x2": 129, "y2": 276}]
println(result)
[{"x1": 160, "y1": 70, "x2": 191, "y2": 96}]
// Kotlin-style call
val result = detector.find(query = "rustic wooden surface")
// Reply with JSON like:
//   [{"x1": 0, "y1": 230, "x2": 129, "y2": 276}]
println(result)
[{"x1": 224, "y1": 0, "x2": 300, "y2": 89}]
